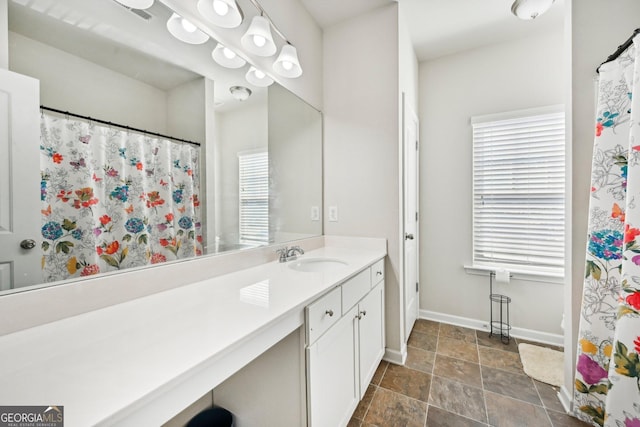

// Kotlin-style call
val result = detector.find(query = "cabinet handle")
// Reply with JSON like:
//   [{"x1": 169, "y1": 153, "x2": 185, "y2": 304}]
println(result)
[
  {"x1": 376, "y1": 271, "x2": 382, "y2": 276},
  {"x1": 360, "y1": 310, "x2": 367, "y2": 317},
  {"x1": 325, "y1": 309, "x2": 334, "y2": 317}
]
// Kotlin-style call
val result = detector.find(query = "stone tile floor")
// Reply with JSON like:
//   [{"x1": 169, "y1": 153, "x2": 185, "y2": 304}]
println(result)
[{"x1": 348, "y1": 320, "x2": 591, "y2": 427}]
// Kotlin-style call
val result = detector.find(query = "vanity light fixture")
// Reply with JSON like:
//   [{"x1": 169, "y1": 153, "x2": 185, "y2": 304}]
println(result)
[
  {"x1": 273, "y1": 43, "x2": 302, "y2": 78},
  {"x1": 511, "y1": 0, "x2": 555, "y2": 20},
  {"x1": 114, "y1": 0, "x2": 154, "y2": 9},
  {"x1": 241, "y1": 15, "x2": 277, "y2": 57},
  {"x1": 197, "y1": 0, "x2": 243, "y2": 28},
  {"x1": 230, "y1": 85, "x2": 252, "y2": 101},
  {"x1": 212, "y1": 43, "x2": 247, "y2": 68},
  {"x1": 245, "y1": 66, "x2": 274, "y2": 87},
  {"x1": 166, "y1": 13, "x2": 209, "y2": 44}
]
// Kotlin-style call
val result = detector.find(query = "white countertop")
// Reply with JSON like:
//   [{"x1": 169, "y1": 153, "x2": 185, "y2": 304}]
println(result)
[{"x1": 0, "y1": 242, "x2": 386, "y2": 426}]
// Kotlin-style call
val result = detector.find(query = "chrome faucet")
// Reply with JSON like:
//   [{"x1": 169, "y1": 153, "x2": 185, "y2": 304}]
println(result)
[
  {"x1": 287, "y1": 246, "x2": 304, "y2": 260},
  {"x1": 276, "y1": 245, "x2": 304, "y2": 262}
]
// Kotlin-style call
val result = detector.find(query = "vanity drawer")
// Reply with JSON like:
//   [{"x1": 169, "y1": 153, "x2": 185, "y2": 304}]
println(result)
[
  {"x1": 306, "y1": 286, "x2": 342, "y2": 344},
  {"x1": 342, "y1": 268, "x2": 371, "y2": 313},
  {"x1": 371, "y1": 259, "x2": 384, "y2": 285}
]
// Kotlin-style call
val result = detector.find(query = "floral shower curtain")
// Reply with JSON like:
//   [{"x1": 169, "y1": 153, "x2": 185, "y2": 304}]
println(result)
[
  {"x1": 574, "y1": 35, "x2": 640, "y2": 426},
  {"x1": 40, "y1": 113, "x2": 203, "y2": 282}
]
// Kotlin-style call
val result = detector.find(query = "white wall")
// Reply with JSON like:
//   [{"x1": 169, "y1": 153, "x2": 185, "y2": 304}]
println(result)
[
  {"x1": 8, "y1": 32, "x2": 168, "y2": 133},
  {"x1": 268, "y1": 84, "x2": 323, "y2": 241},
  {"x1": 419, "y1": 31, "x2": 565, "y2": 337},
  {"x1": 564, "y1": 0, "x2": 640, "y2": 404},
  {"x1": 167, "y1": 78, "x2": 207, "y2": 145},
  {"x1": 324, "y1": 4, "x2": 404, "y2": 359},
  {"x1": 215, "y1": 101, "x2": 268, "y2": 245}
]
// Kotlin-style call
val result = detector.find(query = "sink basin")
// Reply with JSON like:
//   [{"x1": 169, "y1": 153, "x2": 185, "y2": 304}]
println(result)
[{"x1": 288, "y1": 257, "x2": 348, "y2": 273}]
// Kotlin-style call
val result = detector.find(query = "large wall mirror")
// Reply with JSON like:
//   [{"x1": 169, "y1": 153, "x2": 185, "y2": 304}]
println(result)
[{"x1": 1, "y1": 0, "x2": 322, "y2": 294}]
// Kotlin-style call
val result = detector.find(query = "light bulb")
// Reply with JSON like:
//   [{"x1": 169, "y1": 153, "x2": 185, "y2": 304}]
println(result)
[
  {"x1": 181, "y1": 18, "x2": 197, "y2": 33},
  {"x1": 255, "y1": 69, "x2": 266, "y2": 79},
  {"x1": 223, "y1": 47, "x2": 236, "y2": 59},
  {"x1": 253, "y1": 35, "x2": 266, "y2": 47},
  {"x1": 282, "y1": 61, "x2": 293, "y2": 71},
  {"x1": 212, "y1": 0, "x2": 229, "y2": 16}
]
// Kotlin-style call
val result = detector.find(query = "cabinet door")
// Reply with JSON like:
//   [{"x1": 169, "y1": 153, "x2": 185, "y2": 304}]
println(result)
[
  {"x1": 358, "y1": 281, "x2": 385, "y2": 396},
  {"x1": 307, "y1": 305, "x2": 359, "y2": 427}
]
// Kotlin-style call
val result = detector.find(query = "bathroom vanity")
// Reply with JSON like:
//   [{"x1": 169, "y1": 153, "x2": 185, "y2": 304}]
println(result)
[{"x1": 0, "y1": 236, "x2": 386, "y2": 426}]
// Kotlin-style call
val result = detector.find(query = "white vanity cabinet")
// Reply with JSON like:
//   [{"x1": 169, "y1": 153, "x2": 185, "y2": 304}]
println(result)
[{"x1": 306, "y1": 259, "x2": 385, "y2": 427}]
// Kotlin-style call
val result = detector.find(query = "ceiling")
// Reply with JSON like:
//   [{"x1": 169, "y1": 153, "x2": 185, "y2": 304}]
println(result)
[{"x1": 301, "y1": 0, "x2": 565, "y2": 61}]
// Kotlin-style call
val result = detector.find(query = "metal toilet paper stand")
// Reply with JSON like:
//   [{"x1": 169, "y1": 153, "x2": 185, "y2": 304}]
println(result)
[{"x1": 489, "y1": 271, "x2": 511, "y2": 344}]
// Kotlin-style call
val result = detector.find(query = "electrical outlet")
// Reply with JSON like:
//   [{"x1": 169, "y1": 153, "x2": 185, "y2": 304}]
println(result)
[
  {"x1": 310, "y1": 206, "x2": 320, "y2": 221},
  {"x1": 328, "y1": 206, "x2": 338, "y2": 222}
]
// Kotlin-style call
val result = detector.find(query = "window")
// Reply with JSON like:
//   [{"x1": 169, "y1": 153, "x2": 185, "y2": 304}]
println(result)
[
  {"x1": 471, "y1": 106, "x2": 565, "y2": 276},
  {"x1": 238, "y1": 151, "x2": 269, "y2": 244}
]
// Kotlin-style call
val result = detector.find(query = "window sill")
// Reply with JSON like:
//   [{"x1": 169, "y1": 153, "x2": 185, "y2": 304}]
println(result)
[{"x1": 463, "y1": 265, "x2": 564, "y2": 285}]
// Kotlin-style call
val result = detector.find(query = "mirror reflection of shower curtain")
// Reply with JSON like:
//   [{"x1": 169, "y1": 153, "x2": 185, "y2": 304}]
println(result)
[
  {"x1": 574, "y1": 35, "x2": 640, "y2": 427},
  {"x1": 39, "y1": 113, "x2": 202, "y2": 282}
]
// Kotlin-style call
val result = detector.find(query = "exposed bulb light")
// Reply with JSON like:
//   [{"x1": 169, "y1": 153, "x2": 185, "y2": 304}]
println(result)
[
  {"x1": 198, "y1": 0, "x2": 243, "y2": 28},
  {"x1": 253, "y1": 35, "x2": 266, "y2": 47},
  {"x1": 273, "y1": 44, "x2": 302, "y2": 78},
  {"x1": 246, "y1": 66, "x2": 274, "y2": 87},
  {"x1": 167, "y1": 13, "x2": 209, "y2": 44},
  {"x1": 114, "y1": 0, "x2": 154, "y2": 9},
  {"x1": 213, "y1": 0, "x2": 229, "y2": 16},
  {"x1": 181, "y1": 19, "x2": 197, "y2": 33},
  {"x1": 241, "y1": 15, "x2": 276, "y2": 56},
  {"x1": 230, "y1": 85, "x2": 252, "y2": 101},
  {"x1": 511, "y1": 0, "x2": 555, "y2": 20},
  {"x1": 212, "y1": 43, "x2": 247, "y2": 69}
]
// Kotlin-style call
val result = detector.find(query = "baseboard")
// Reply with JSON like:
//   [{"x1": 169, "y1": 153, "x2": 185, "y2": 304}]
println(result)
[
  {"x1": 383, "y1": 344, "x2": 407, "y2": 365},
  {"x1": 558, "y1": 386, "x2": 573, "y2": 413},
  {"x1": 419, "y1": 309, "x2": 564, "y2": 347}
]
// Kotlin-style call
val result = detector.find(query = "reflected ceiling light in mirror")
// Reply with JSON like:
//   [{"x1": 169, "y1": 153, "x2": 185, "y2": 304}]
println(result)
[
  {"x1": 245, "y1": 66, "x2": 274, "y2": 87},
  {"x1": 230, "y1": 85, "x2": 252, "y2": 101},
  {"x1": 197, "y1": 0, "x2": 243, "y2": 28},
  {"x1": 212, "y1": 43, "x2": 246, "y2": 68},
  {"x1": 241, "y1": 15, "x2": 276, "y2": 56},
  {"x1": 166, "y1": 13, "x2": 209, "y2": 44},
  {"x1": 511, "y1": 0, "x2": 554, "y2": 19},
  {"x1": 273, "y1": 44, "x2": 302, "y2": 78},
  {"x1": 114, "y1": 0, "x2": 154, "y2": 9}
]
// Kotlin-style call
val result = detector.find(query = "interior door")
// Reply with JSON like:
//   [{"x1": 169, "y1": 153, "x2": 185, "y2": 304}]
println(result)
[
  {"x1": 403, "y1": 95, "x2": 419, "y2": 338},
  {"x1": 0, "y1": 69, "x2": 42, "y2": 290}
]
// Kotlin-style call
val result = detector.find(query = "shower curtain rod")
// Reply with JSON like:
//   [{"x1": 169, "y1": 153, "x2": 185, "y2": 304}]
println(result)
[
  {"x1": 596, "y1": 28, "x2": 640, "y2": 73},
  {"x1": 40, "y1": 105, "x2": 201, "y2": 147}
]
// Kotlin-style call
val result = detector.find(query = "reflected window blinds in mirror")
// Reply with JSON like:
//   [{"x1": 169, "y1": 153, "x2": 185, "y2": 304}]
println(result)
[{"x1": 3, "y1": 0, "x2": 321, "y2": 293}]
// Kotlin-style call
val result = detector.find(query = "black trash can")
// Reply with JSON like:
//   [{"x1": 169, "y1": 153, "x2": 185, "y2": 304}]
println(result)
[{"x1": 186, "y1": 407, "x2": 233, "y2": 427}]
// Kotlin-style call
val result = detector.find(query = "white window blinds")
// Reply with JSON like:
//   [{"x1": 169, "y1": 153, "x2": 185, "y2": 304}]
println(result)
[
  {"x1": 238, "y1": 151, "x2": 269, "y2": 244},
  {"x1": 472, "y1": 107, "x2": 565, "y2": 276}
]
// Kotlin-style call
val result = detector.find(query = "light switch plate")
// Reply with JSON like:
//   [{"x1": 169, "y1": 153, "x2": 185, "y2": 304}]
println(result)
[
  {"x1": 311, "y1": 206, "x2": 320, "y2": 221},
  {"x1": 328, "y1": 206, "x2": 338, "y2": 222}
]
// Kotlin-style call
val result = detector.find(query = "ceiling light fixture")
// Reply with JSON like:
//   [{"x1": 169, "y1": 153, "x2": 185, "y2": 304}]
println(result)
[
  {"x1": 511, "y1": 0, "x2": 555, "y2": 20},
  {"x1": 114, "y1": 0, "x2": 154, "y2": 9},
  {"x1": 197, "y1": 0, "x2": 243, "y2": 28},
  {"x1": 246, "y1": 66, "x2": 274, "y2": 87},
  {"x1": 241, "y1": 15, "x2": 277, "y2": 57},
  {"x1": 273, "y1": 43, "x2": 302, "y2": 78},
  {"x1": 212, "y1": 43, "x2": 247, "y2": 68},
  {"x1": 166, "y1": 13, "x2": 209, "y2": 44},
  {"x1": 230, "y1": 85, "x2": 252, "y2": 101}
]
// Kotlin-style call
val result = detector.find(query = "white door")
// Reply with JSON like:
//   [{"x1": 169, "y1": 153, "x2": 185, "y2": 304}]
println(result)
[
  {"x1": 403, "y1": 95, "x2": 419, "y2": 338},
  {"x1": 0, "y1": 69, "x2": 42, "y2": 290}
]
